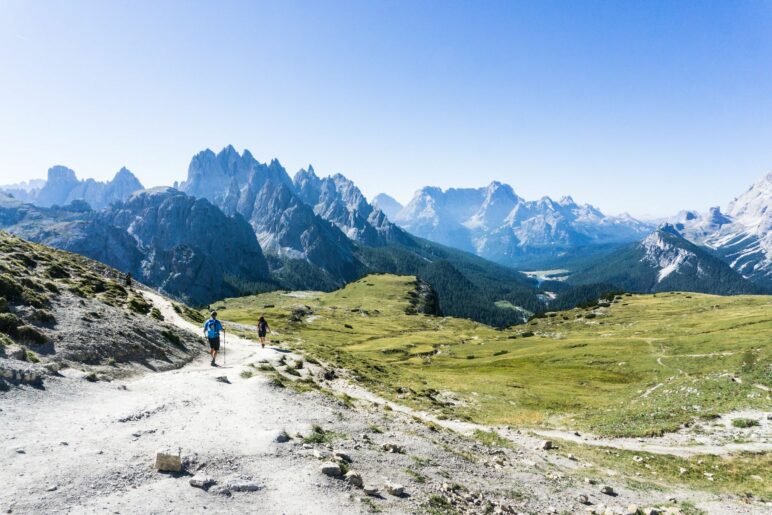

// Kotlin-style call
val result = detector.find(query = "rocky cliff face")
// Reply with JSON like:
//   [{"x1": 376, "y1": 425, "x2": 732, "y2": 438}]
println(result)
[
  {"x1": 293, "y1": 167, "x2": 409, "y2": 247},
  {"x1": 180, "y1": 147, "x2": 366, "y2": 284}
]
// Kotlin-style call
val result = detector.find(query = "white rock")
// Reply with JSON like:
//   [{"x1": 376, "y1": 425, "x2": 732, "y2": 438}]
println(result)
[
  {"x1": 320, "y1": 462, "x2": 342, "y2": 477},
  {"x1": 189, "y1": 474, "x2": 214, "y2": 489},
  {"x1": 154, "y1": 446, "x2": 182, "y2": 472},
  {"x1": 363, "y1": 486, "x2": 380, "y2": 497},
  {"x1": 626, "y1": 505, "x2": 640, "y2": 515},
  {"x1": 577, "y1": 494, "x2": 590, "y2": 504},
  {"x1": 226, "y1": 479, "x2": 261, "y2": 492},
  {"x1": 384, "y1": 482, "x2": 405, "y2": 496}
]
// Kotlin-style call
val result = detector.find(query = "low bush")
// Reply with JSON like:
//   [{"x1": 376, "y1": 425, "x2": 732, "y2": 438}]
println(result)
[
  {"x1": 16, "y1": 325, "x2": 48, "y2": 345},
  {"x1": 0, "y1": 312, "x2": 21, "y2": 334},
  {"x1": 732, "y1": 418, "x2": 759, "y2": 428}
]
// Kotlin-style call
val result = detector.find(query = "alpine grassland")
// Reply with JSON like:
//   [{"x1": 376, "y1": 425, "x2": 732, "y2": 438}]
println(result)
[{"x1": 210, "y1": 274, "x2": 771, "y2": 438}]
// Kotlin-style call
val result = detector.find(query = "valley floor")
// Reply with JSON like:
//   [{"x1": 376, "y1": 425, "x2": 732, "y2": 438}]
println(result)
[{"x1": 1, "y1": 293, "x2": 768, "y2": 514}]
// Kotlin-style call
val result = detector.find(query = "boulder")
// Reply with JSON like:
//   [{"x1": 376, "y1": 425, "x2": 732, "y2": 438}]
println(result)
[
  {"x1": 189, "y1": 474, "x2": 214, "y2": 489},
  {"x1": 600, "y1": 485, "x2": 616, "y2": 496},
  {"x1": 320, "y1": 462, "x2": 342, "y2": 477},
  {"x1": 333, "y1": 451, "x2": 353, "y2": 463},
  {"x1": 384, "y1": 482, "x2": 405, "y2": 496},
  {"x1": 540, "y1": 440, "x2": 554, "y2": 450},
  {"x1": 275, "y1": 431, "x2": 291, "y2": 443},
  {"x1": 363, "y1": 486, "x2": 380, "y2": 497},
  {"x1": 226, "y1": 479, "x2": 261, "y2": 492},
  {"x1": 154, "y1": 446, "x2": 182, "y2": 472},
  {"x1": 577, "y1": 494, "x2": 590, "y2": 505}
]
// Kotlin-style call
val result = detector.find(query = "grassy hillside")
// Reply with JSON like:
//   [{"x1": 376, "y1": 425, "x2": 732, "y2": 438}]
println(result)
[
  {"x1": 211, "y1": 274, "x2": 771, "y2": 438},
  {"x1": 0, "y1": 231, "x2": 200, "y2": 385}
]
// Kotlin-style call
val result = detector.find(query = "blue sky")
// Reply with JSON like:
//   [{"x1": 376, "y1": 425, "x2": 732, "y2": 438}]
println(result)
[{"x1": 0, "y1": 0, "x2": 770, "y2": 217}]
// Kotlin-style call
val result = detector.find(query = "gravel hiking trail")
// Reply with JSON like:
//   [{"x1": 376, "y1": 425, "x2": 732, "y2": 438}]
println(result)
[{"x1": 1, "y1": 292, "x2": 364, "y2": 514}]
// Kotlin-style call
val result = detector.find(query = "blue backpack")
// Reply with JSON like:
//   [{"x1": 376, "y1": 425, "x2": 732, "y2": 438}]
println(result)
[{"x1": 206, "y1": 320, "x2": 220, "y2": 339}]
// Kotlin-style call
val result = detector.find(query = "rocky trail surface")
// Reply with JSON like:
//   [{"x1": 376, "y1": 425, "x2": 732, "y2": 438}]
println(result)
[{"x1": 1, "y1": 292, "x2": 768, "y2": 514}]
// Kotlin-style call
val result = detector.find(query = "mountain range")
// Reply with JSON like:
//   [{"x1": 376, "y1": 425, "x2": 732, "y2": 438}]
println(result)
[
  {"x1": 1, "y1": 146, "x2": 769, "y2": 324},
  {"x1": 6, "y1": 166, "x2": 144, "y2": 209},
  {"x1": 383, "y1": 182, "x2": 653, "y2": 268}
]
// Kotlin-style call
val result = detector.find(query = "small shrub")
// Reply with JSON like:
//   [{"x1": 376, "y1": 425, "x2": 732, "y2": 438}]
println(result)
[
  {"x1": 21, "y1": 289, "x2": 46, "y2": 308},
  {"x1": 161, "y1": 330, "x2": 181, "y2": 346},
  {"x1": 521, "y1": 331, "x2": 534, "y2": 338},
  {"x1": 732, "y1": 418, "x2": 760, "y2": 428},
  {"x1": 45, "y1": 264, "x2": 70, "y2": 279},
  {"x1": 585, "y1": 313, "x2": 597, "y2": 319},
  {"x1": 16, "y1": 325, "x2": 48, "y2": 345},
  {"x1": 43, "y1": 282, "x2": 59, "y2": 293},
  {"x1": 84, "y1": 372, "x2": 98, "y2": 382},
  {"x1": 259, "y1": 363, "x2": 274, "y2": 371},
  {"x1": 294, "y1": 359, "x2": 304, "y2": 369},
  {"x1": 0, "y1": 312, "x2": 21, "y2": 334},
  {"x1": 0, "y1": 274, "x2": 23, "y2": 300},
  {"x1": 150, "y1": 307, "x2": 164, "y2": 321},
  {"x1": 303, "y1": 425, "x2": 338, "y2": 444},
  {"x1": 30, "y1": 309, "x2": 56, "y2": 326},
  {"x1": 128, "y1": 295, "x2": 151, "y2": 315},
  {"x1": 269, "y1": 375, "x2": 285, "y2": 388},
  {"x1": 466, "y1": 355, "x2": 476, "y2": 360},
  {"x1": 240, "y1": 370, "x2": 254, "y2": 379},
  {"x1": 26, "y1": 350, "x2": 40, "y2": 363},
  {"x1": 106, "y1": 357, "x2": 117, "y2": 367},
  {"x1": 285, "y1": 367, "x2": 301, "y2": 377},
  {"x1": 493, "y1": 350, "x2": 509, "y2": 357}
]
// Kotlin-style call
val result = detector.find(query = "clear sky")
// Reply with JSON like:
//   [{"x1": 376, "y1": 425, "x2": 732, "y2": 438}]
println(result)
[{"x1": 1, "y1": 0, "x2": 770, "y2": 217}]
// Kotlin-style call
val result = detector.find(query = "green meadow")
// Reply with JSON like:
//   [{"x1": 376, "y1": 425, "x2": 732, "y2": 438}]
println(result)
[{"x1": 211, "y1": 274, "x2": 772, "y2": 438}]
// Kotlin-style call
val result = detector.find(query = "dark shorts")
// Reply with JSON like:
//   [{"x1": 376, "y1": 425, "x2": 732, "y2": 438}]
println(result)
[
  {"x1": 258, "y1": 330, "x2": 267, "y2": 338},
  {"x1": 207, "y1": 336, "x2": 220, "y2": 351}
]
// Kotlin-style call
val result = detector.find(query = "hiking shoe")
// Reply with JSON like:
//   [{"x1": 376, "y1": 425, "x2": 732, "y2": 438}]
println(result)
[{"x1": 210, "y1": 359, "x2": 215, "y2": 366}]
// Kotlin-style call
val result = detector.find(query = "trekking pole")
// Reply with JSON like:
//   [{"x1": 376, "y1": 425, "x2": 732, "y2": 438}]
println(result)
[{"x1": 223, "y1": 331, "x2": 226, "y2": 365}]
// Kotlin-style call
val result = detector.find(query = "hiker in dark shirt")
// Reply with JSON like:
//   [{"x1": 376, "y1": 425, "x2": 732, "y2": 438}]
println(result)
[{"x1": 256, "y1": 316, "x2": 271, "y2": 348}]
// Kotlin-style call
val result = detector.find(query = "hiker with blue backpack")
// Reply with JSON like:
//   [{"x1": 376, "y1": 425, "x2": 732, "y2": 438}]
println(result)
[{"x1": 203, "y1": 311, "x2": 225, "y2": 366}]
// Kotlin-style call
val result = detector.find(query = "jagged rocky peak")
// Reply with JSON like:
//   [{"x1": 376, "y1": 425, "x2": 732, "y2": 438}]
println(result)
[{"x1": 182, "y1": 146, "x2": 293, "y2": 203}]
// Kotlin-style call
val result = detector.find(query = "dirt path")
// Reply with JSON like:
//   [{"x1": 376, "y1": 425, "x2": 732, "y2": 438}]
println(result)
[{"x1": 1, "y1": 293, "x2": 368, "y2": 515}]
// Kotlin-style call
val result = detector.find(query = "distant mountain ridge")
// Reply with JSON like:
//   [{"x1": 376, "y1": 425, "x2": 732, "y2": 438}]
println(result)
[
  {"x1": 2, "y1": 166, "x2": 144, "y2": 210},
  {"x1": 666, "y1": 172, "x2": 772, "y2": 288},
  {"x1": 388, "y1": 182, "x2": 653, "y2": 267}
]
